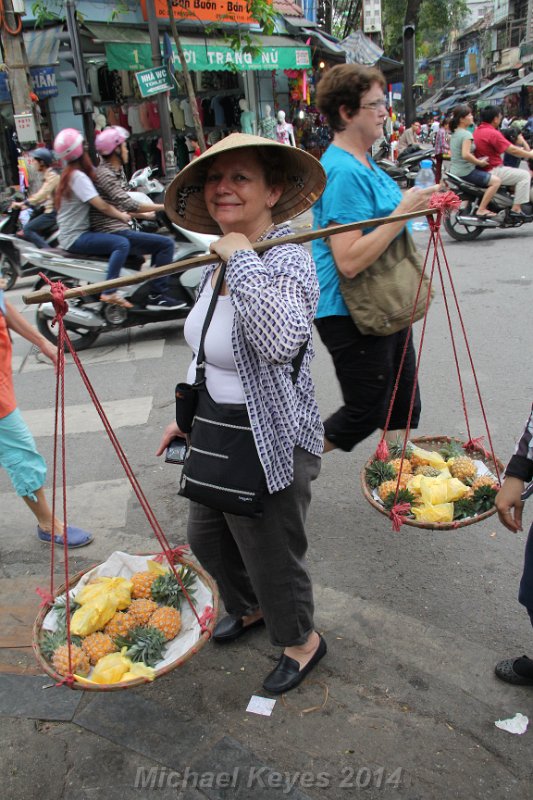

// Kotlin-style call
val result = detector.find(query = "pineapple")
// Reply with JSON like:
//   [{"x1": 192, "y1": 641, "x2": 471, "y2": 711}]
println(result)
[
  {"x1": 41, "y1": 629, "x2": 82, "y2": 660},
  {"x1": 390, "y1": 458, "x2": 412, "y2": 475},
  {"x1": 104, "y1": 611, "x2": 137, "y2": 640},
  {"x1": 378, "y1": 479, "x2": 401, "y2": 501},
  {"x1": 449, "y1": 456, "x2": 477, "y2": 485},
  {"x1": 453, "y1": 498, "x2": 477, "y2": 520},
  {"x1": 382, "y1": 487, "x2": 415, "y2": 512},
  {"x1": 472, "y1": 484, "x2": 497, "y2": 513},
  {"x1": 387, "y1": 436, "x2": 413, "y2": 460},
  {"x1": 151, "y1": 566, "x2": 197, "y2": 610},
  {"x1": 471, "y1": 475, "x2": 497, "y2": 493},
  {"x1": 414, "y1": 465, "x2": 442, "y2": 477},
  {"x1": 439, "y1": 439, "x2": 465, "y2": 461},
  {"x1": 81, "y1": 632, "x2": 118, "y2": 665},
  {"x1": 129, "y1": 598, "x2": 158, "y2": 626},
  {"x1": 131, "y1": 571, "x2": 158, "y2": 599},
  {"x1": 51, "y1": 643, "x2": 90, "y2": 677},
  {"x1": 149, "y1": 606, "x2": 182, "y2": 640},
  {"x1": 115, "y1": 625, "x2": 167, "y2": 667},
  {"x1": 365, "y1": 459, "x2": 396, "y2": 489},
  {"x1": 409, "y1": 450, "x2": 430, "y2": 469}
]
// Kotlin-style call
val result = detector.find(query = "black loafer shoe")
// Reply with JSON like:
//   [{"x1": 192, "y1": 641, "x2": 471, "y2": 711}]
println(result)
[
  {"x1": 263, "y1": 635, "x2": 327, "y2": 694},
  {"x1": 212, "y1": 614, "x2": 265, "y2": 643}
]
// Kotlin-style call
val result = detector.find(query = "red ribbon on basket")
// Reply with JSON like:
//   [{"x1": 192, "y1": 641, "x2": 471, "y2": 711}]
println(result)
[
  {"x1": 390, "y1": 502, "x2": 412, "y2": 532},
  {"x1": 35, "y1": 586, "x2": 55, "y2": 607},
  {"x1": 374, "y1": 439, "x2": 390, "y2": 461},
  {"x1": 428, "y1": 191, "x2": 461, "y2": 213}
]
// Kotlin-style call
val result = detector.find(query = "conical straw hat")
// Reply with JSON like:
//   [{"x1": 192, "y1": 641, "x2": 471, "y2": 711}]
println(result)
[{"x1": 164, "y1": 132, "x2": 326, "y2": 235}]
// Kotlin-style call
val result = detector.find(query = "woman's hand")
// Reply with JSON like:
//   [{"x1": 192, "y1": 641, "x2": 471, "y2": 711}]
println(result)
[
  {"x1": 210, "y1": 233, "x2": 252, "y2": 262},
  {"x1": 495, "y1": 476, "x2": 525, "y2": 532},
  {"x1": 155, "y1": 422, "x2": 185, "y2": 457},
  {"x1": 118, "y1": 210, "x2": 131, "y2": 224},
  {"x1": 395, "y1": 185, "x2": 440, "y2": 215}
]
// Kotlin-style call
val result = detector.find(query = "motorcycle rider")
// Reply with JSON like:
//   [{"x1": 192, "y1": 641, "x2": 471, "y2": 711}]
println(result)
[
  {"x1": 91, "y1": 126, "x2": 182, "y2": 311},
  {"x1": 473, "y1": 105, "x2": 533, "y2": 221},
  {"x1": 397, "y1": 119, "x2": 421, "y2": 155},
  {"x1": 53, "y1": 128, "x2": 135, "y2": 308},
  {"x1": 11, "y1": 148, "x2": 59, "y2": 249}
]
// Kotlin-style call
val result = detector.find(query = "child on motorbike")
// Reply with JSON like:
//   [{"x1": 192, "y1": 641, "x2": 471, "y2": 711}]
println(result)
[{"x1": 91, "y1": 126, "x2": 181, "y2": 311}]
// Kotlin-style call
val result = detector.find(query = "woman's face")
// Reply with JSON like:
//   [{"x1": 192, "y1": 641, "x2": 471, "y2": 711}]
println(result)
[
  {"x1": 460, "y1": 110, "x2": 474, "y2": 126},
  {"x1": 204, "y1": 151, "x2": 283, "y2": 236},
  {"x1": 350, "y1": 81, "x2": 388, "y2": 143}
]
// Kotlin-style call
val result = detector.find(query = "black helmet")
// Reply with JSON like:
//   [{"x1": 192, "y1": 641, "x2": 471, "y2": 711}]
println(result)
[{"x1": 30, "y1": 147, "x2": 53, "y2": 165}]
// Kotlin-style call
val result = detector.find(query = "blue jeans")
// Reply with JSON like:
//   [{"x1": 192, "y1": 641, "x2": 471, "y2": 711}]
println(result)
[
  {"x1": 68, "y1": 232, "x2": 130, "y2": 296},
  {"x1": 114, "y1": 229, "x2": 174, "y2": 295},
  {"x1": 23, "y1": 211, "x2": 57, "y2": 249}
]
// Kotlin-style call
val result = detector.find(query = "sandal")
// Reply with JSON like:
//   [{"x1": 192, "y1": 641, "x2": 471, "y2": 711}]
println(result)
[
  {"x1": 100, "y1": 293, "x2": 133, "y2": 309},
  {"x1": 37, "y1": 525, "x2": 93, "y2": 549},
  {"x1": 475, "y1": 210, "x2": 498, "y2": 218},
  {"x1": 495, "y1": 656, "x2": 533, "y2": 686}
]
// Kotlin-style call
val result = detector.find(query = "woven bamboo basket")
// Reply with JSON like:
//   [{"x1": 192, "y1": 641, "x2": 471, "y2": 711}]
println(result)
[
  {"x1": 361, "y1": 435, "x2": 504, "y2": 531},
  {"x1": 32, "y1": 550, "x2": 219, "y2": 691}
]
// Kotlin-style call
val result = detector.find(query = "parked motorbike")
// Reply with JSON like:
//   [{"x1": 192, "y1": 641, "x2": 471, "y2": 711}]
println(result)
[
  {"x1": 12, "y1": 222, "x2": 216, "y2": 351},
  {"x1": 396, "y1": 145, "x2": 436, "y2": 187},
  {"x1": 0, "y1": 203, "x2": 58, "y2": 290},
  {"x1": 443, "y1": 171, "x2": 533, "y2": 241}
]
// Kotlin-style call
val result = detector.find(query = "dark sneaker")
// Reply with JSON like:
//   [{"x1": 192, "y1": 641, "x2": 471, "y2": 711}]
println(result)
[{"x1": 145, "y1": 294, "x2": 188, "y2": 311}]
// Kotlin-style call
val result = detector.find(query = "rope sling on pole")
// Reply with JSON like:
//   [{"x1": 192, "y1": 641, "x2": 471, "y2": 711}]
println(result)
[{"x1": 363, "y1": 194, "x2": 503, "y2": 531}]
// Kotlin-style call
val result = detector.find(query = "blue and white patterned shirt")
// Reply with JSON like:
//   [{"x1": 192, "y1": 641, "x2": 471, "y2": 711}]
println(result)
[{"x1": 194, "y1": 224, "x2": 324, "y2": 493}]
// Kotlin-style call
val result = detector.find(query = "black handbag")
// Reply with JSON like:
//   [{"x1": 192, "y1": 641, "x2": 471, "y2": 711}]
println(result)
[{"x1": 177, "y1": 264, "x2": 307, "y2": 518}]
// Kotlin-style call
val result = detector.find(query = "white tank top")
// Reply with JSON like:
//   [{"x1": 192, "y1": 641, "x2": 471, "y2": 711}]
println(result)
[{"x1": 184, "y1": 280, "x2": 245, "y2": 403}]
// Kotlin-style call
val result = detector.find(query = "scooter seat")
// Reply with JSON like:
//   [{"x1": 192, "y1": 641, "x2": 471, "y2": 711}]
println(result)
[{"x1": 45, "y1": 247, "x2": 90, "y2": 259}]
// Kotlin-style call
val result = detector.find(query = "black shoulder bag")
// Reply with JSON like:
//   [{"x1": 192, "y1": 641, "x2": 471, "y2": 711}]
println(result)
[{"x1": 177, "y1": 264, "x2": 307, "y2": 518}]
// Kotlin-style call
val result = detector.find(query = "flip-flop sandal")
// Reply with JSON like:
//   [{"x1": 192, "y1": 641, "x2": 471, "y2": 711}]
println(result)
[
  {"x1": 100, "y1": 293, "x2": 133, "y2": 309},
  {"x1": 37, "y1": 525, "x2": 93, "y2": 548},
  {"x1": 475, "y1": 211, "x2": 498, "y2": 218},
  {"x1": 495, "y1": 656, "x2": 533, "y2": 686}
]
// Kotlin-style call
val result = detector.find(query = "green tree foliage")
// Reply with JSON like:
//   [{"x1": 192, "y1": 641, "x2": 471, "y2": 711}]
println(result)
[{"x1": 382, "y1": 0, "x2": 468, "y2": 60}]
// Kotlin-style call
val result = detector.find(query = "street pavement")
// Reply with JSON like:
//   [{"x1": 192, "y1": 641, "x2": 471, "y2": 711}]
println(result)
[{"x1": 1, "y1": 215, "x2": 533, "y2": 799}]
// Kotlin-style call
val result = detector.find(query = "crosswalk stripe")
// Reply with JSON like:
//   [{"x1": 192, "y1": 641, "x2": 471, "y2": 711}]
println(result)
[{"x1": 19, "y1": 396, "x2": 153, "y2": 438}]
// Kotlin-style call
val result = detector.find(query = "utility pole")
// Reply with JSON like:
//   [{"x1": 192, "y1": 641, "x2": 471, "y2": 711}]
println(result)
[
  {"x1": 145, "y1": 0, "x2": 177, "y2": 181},
  {"x1": 403, "y1": 23, "x2": 416, "y2": 126},
  {"x1": 2, "y1": 0, "x2": 42, "y2": 145}
]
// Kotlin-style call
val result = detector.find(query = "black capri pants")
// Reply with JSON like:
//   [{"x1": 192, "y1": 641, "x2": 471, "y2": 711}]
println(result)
[{"x1": 314, "y1": 315, "x2": 421, "y2": 452}]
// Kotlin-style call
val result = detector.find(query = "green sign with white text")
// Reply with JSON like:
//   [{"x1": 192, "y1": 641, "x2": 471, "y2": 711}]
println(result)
[{"x1": 135, "y1": 66, "x2": 173, "y2": 98}]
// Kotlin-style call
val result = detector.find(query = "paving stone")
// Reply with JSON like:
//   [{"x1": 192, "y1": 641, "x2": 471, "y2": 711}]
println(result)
[
  {"x1": 0, "y1": 674, "x2": 83, "y2": 720},
  {"x1": 73, "y1": 689, "x2": 208, "y2": 769},
  {"x1": 188, "y1": 736, "x2": 314, "y2": 799}
]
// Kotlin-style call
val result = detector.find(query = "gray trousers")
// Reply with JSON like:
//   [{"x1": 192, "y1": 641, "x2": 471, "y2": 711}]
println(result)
[{"x1": 187, "y1": 447, "x2": 321, "y2": 647}]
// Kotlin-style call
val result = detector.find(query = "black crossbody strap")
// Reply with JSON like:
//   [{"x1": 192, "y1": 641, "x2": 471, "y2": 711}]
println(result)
[
  {"x1": 194, "y1": 262, "x2": 308, "y2": 386},
  {"x1": 194, "y1": 263, "x2": 227, "y2": 386}
]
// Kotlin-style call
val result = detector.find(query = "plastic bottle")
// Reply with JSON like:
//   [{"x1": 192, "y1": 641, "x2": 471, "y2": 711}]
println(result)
[{"x1": 412, "y1": 159, "x2": 435, "y2": 231}]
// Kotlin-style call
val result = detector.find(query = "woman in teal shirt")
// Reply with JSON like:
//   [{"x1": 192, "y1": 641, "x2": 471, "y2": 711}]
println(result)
[{"x1": 312, "y1": 64, "x2": 436, "y2": 454}]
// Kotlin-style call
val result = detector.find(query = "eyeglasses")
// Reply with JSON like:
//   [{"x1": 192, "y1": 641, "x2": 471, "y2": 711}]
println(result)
[{"x1": 360, "y1": 99, "x2": 388, "y2": 111}]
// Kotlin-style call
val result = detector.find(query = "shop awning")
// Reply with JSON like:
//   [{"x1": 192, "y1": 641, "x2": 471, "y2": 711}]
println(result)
[
  {"x1": 301, "y1": 27, "x2": 345, "y2": 56},
  {"x1": 463, "y1": 73, "x2": 513, "y2": 99},
  {"x1": 106, "y1": 34, "x2": 312, "y2": 72},
  {"x1": 82, "y1": 22, "x2": 152, "y2": 70},
  {"x1": 488, "y1": 72, "x2": 533, "y2": 100},
  {"x1": 23, "y1": 25, "x2": 62, "y2": 66}
]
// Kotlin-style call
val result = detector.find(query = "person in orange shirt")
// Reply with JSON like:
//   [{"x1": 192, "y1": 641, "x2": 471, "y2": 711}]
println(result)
[{"x1": 0, "y1": 285, "x2": 93, "y2": 547}]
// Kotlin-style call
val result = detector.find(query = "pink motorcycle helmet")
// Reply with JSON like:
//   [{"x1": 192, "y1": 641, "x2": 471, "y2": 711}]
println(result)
[
  {"x1": 53, "y1": 128, "x2": 85, "y2": 163},
  {"x1": 95, "y1": 126, "x2": 130, "y2": 156}
]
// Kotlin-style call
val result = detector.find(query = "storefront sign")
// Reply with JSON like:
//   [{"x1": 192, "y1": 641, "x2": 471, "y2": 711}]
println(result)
[
  {"x1": 140, "y1": 0, "x2": 259, "y2": 25},
  {"x1": 135, "y1": 66, "x2": 173, "y2": 98},
  {"x1": 14, "y1": 113, "x2": 38, "y2": 144},
  {"x1": 170, "y1": 43, "x2": 311, "y2": 72},
  {"x1": 107, "y1": 43, "x2": 153, "y2": 72},
  {"x1": 30, "y1": 67, "x2": 58, "y2": 99},
  {"x1": 0, "y1": 72, "x2": 11, "y2": 103}
]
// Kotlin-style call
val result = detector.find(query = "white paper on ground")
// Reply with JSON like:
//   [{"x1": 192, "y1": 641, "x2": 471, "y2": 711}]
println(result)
[
  {"x1": 246, "y1": 695, "x2": 276, "y2": 716},
  {"x1": 494, "y1": 712, "x2": 529, "y2": 734}
]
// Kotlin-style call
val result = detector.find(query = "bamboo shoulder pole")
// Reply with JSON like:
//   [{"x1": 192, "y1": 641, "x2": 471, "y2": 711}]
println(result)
[{"x1": 22, "y1": 208, "x2": 434, "y2": 306}]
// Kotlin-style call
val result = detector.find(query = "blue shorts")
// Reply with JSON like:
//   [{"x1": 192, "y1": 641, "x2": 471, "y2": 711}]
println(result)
[
  {"x1": 463, "y1": 168, "x2": 491, "y2": 188},
  {"x1": 0, "y1": 408, "x2": 47, "y2": 501}
]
